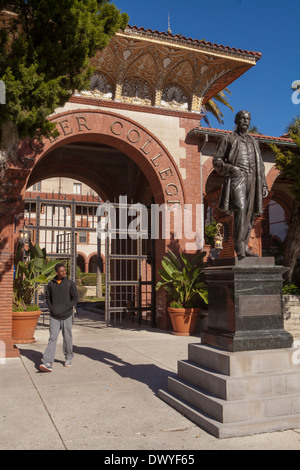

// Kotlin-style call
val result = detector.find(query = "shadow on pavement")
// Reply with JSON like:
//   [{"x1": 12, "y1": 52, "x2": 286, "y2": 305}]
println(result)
[{"x1": 73, "y1": 345, "x2": 174, "y2": 394}]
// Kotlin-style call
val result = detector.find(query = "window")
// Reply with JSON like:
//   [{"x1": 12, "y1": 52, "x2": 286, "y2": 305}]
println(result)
[
  {"x1": 25, "y1": 202, "x2": 36, "y2": 213},
  {"x1": 32, "y1": 182, "x2": 41, "y2": 191},
  {"x1": 73, "y1": 183, "x2": 82, "y2": 195},
  {"x1": 269, "y1": 200, "x2": 288, "y2": 241},
  {"x1": 78, "y1": 232, "x2": 88, "y2": 244}
]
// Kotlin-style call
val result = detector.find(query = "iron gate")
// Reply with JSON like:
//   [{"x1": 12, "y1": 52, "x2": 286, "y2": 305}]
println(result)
[
  {"x1": 25, "y1": 196, "x2": 156, "y2": 327},
  {"x1": 24, "y1": 195, "x2": 101, "y2": 281},
  {"x1": 98, "y1": 200, "x2": 156, "y2": 327}
]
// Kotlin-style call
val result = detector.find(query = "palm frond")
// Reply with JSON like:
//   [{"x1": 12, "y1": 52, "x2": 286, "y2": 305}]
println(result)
[{"x1": 201, "y1": 88, "x2": 233, "y2": 127}]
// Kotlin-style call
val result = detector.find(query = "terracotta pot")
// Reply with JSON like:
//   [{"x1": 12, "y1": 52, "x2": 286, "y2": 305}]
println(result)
[
  {"x1": 12, "y1": 310, "x2": 41, "y2": 344},
  {"x1": 167, "y1": 307, "x2": 200, "y2": 336}
]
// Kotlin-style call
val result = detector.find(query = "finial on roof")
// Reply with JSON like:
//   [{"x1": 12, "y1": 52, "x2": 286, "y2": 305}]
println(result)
[{"x1": 167, "y1": 12, "x2": 172, "y2": 34}]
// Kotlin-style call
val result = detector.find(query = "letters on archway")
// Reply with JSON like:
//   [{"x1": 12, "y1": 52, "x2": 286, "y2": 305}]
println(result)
[{"x1": 42, "y1": 109, "x2": 185, "y2": 207}]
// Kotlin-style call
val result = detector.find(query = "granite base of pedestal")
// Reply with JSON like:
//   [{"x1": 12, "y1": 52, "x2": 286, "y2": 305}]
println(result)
[
  {"x1": 201, "y1": 328, "x2": 293, "y2": 353},
  {"x1": 158, "y1": 344, "x2": 300, "y2": 438},
  {"x1": 201, "y1": 257, "x2": 293, "y2": 352}
]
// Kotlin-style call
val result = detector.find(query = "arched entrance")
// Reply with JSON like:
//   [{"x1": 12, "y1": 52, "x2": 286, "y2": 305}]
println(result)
[
  {"x1": 261, "y1": 171, "x2": 293, "y2": 253},
  {"x1": 29, "y1": 110, "x2": 186, "y2": 326},
  {"x1": 1, "y1": 109, "x2": 186, "y2": 356},
  {"x1": 27, "y1": 109, "x2": 185, "y2": 206}
]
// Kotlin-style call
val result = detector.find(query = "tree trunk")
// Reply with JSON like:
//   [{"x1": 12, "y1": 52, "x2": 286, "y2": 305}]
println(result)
[
  {"x1": 283, "y1": 199, "x2": 300, "y2": 283},
  {"x1": 0, "y1": 121, "x2": 19, "y2": 166},
  {"x1": 96, "y1": 237, "x2": 102, "y2": 298},
  {"x1": 96, "y1": 264, "x2": 102, "y2": 298}
]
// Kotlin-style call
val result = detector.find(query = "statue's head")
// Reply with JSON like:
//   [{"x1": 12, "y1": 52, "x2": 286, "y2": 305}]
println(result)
[{"x1": 235, "y1": 110, "x2": 251, "y2": 133}]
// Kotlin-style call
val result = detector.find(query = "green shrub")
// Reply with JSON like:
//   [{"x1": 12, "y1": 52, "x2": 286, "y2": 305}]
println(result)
[
  {"x1": 156, "y1": 249, "x2": 208, "y2": 307},
  {"x1": 77, "y1": 286, "x2": 87, "y2": 301},
  {"x1": 204, "y1": 219, "x2": 218, "y2": 246},
  {"x1": 169, "y1": 300, "x2": 184, "y2": 308},
  {"x1": 76, "y1": 266, "x2": 83, "y2": 280},
  {"x1": 283, "y1": 283, "x2": 300, "y2": 295},
  {"x1": 80, "y1": 274, "x2": 97, "y2": 286}
]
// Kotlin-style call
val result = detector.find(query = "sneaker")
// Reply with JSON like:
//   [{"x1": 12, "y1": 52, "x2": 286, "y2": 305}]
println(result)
[
  {"x1": 64, "y1": 360, "x2": 72, "y2": 367},
  {"x1": 39, "y1": 363, "x2": 52, "y2": 372}
]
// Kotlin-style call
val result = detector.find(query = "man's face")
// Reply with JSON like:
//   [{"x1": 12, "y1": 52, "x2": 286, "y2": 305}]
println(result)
[
  {"x1": 57, "y1": 266, "x2": 67, "y2": 280},
  {"x1": 237, "y1": 112, "x2": 251, "y2": 133}
]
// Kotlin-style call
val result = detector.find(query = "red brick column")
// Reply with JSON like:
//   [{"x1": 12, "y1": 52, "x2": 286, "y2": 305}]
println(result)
[
  {"x1": 0, "y1": 156, "x2": 30, "y2": 357},
  {"x1": 0, "y1": 205, "x2": 20, "y2": 357}
]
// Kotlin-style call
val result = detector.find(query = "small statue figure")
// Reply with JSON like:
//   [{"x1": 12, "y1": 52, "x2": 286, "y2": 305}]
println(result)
[{"x1": 213, "y1": 110, "x2": 268, "y2": 258}]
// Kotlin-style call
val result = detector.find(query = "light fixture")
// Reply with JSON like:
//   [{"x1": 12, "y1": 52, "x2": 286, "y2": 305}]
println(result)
[
  {"x1": 18, "y1": 227, "x2": 31, "y2": 245},
  {"x1": 214, "y1": 223, "x2": 224, "y2": 250},
  {"x1": 15, "y1": 213, "x2": 31, "y2": 245}
]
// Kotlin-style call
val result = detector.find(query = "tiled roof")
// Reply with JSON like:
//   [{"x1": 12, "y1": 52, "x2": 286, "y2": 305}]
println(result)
[
  {"x1": 191, "y1": 127, "x2": 295, "y2": 145},
  {"x1": 125, "y1": 25, "x2": 262, "y2": 61}
]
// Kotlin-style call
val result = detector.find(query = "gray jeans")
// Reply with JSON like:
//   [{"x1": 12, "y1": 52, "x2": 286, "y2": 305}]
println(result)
[{"x1": 43, "y1": 315, "x2": 73, "y2": 365}]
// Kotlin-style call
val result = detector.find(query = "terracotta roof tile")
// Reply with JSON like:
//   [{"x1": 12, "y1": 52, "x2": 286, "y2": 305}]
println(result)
[
  {"x1": 197, "y1": 126, "x2": 294, "y2": 144},
  {"x1": 126, "y1": 25, "x2": 262, "y2": 60}
]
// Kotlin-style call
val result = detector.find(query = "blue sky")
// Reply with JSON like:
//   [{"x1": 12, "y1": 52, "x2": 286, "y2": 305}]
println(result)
[{"x1": 114, "y1": 0, "x2": 299, "y2": 137}]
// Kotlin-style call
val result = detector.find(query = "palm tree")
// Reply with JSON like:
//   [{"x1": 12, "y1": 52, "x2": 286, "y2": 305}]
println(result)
[
  {"x1": 201, "y1": 87, "x2": 233, "y2": 127},
  {"x1": 248, "y1": 125, "x2": 262, "y2": 135}
]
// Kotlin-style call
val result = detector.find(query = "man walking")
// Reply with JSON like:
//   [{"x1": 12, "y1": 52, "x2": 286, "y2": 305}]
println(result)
[
  {"x1": 39, "y1": 263, "x2": 78, "y2": 372},
  {"x1": 213, "y1": 110, "x2": 268, "y2": 258}
]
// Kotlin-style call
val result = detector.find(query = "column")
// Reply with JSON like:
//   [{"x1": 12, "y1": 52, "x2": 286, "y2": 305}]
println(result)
[{"x1": 0, "y1": 203, "x2": 20, "y2": 357}]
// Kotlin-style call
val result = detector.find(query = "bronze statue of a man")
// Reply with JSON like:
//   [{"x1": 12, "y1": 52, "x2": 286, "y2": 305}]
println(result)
[{"x1": 213, "y1": 110, "x2": 268, "y2": 258}]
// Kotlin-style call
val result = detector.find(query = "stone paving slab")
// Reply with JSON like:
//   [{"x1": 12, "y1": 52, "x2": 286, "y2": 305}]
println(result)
[{"x1": 1, "y1": 308, "x2": 300, "y2": 450}]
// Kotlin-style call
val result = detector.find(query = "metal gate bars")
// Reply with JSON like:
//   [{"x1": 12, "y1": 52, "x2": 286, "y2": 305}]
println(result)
[
  {"x1": 98, "y1": 200, "x2": 155, "y2": 328},
  {"x1": 24, "y1": 195, "x2": 155, "y2": 327},
  {"x1": 24, "y1": 195, "x2": 101, "y2": 280}
]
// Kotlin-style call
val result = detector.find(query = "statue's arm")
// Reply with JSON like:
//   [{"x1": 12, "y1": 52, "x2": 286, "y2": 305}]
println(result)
[{"x1": 213, "y1": 135, "x2": 238, "y2": 176}]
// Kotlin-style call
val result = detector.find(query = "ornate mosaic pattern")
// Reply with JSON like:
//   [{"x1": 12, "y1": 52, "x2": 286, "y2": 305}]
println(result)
[
  {"x1": 77, "y1": 27, "x2": 259, "y2": 112},
  {"x1": 161, "y1": 84, "x2": 189, "y2": 110},
  {"x1": 121, "y1": 77, "x2": 153, "y2": 105}
]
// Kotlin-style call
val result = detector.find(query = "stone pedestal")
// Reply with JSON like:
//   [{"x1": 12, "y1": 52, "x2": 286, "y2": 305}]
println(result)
[
  {"x1": 158, "y1": 344, "x2": 300, "y2": 438},
  {"x1": 158, "y1": 257, "x2": 300, "y2": 438},
  {"x1": 201, "y1": 257, "x2": 293, "y2": 352}
]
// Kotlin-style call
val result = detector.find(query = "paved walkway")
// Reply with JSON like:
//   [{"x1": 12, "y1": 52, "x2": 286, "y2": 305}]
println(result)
[{"x1": 1, "y1": 308, "x2": 300, "y2": 450}]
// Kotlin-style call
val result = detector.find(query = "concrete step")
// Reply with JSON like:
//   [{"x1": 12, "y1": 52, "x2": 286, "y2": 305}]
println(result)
[
  {"x1": 178, "y1": 359, "x2": 300, "y2": 401},
  {"x1": 159, "y1": 344, "x2": 300, "y2": 438},
  {"x1": 158, "y1": 388, "x2": 300, "y2": 439},
  {"x1": 167, "y1": 376, "x2": 300, "y2": 424},
  {"x1": 187, "y1": 343, "x2": 299, "y2": 375}
]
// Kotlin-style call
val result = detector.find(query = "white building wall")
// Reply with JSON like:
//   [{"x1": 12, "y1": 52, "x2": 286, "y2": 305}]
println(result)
[{"x1": 27, "y1": 176, "x2": 103, "y2": 272}]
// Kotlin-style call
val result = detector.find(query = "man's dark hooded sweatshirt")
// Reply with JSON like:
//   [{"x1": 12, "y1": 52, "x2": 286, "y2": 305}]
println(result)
[{"x1": 45, "y1": 276, "x2": 78, "y2": 320}]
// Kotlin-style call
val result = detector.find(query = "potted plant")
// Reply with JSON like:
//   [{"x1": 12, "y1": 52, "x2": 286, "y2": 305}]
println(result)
[
  {"x1": 156, "y1": 249, "x2": 208, "y2": 336},
  {"x1": 12, "y1": 242, "x2": 59, "y2": 344}
]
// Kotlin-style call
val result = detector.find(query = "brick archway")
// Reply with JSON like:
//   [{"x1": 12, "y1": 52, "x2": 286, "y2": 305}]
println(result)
[
  {"x1": 266, "y1": 165, "x2": 280, "y2": 190},
  {"x1": 25, "y1": 109, "x2": 186, "y2": 207},
  {"x1": 1, "y1": 109, "x2": 187, "y2": 356},
  {"x1": 28, "y1": 109, "x2": 187, "y2": 329}
]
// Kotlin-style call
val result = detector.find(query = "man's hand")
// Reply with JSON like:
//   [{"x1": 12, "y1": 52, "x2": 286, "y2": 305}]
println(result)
[
  {"x1": 230, "y1": 166, "x2": 241, "y2": 177},
  {"x1": 262, "y1": 187, "x2": 268, "y2": 198}
]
